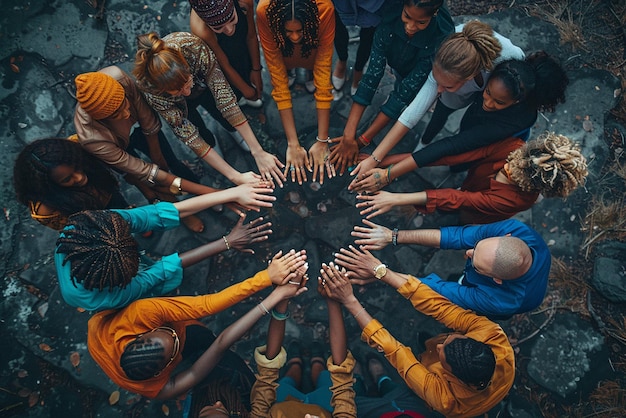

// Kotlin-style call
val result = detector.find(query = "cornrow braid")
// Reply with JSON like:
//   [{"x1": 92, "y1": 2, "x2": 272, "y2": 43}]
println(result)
[
  {"x1": 189, "y1": 377, "x2": 250, "y2": 418},
  {"x1": 56, "y1": 210, "x2": 139, "y2": 291},
  {"x1": 120, "y1": 339, "x2": 166, "y2": 381},
  {"x1": 507, "y1": 131, "x2": 588, "y2": 198},
  {"x1": 266, "y1": 0, "x2": 319, "y2": 58},
  {"x1": 444, "y1": 337, "x2": 495, "y2": 390}
]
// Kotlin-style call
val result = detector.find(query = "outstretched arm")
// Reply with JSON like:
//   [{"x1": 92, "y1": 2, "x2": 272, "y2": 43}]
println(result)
[
  {"x1": 155, "y1": 278, "x2": 308, "y2": 400},
  {"x1": 173, "y1": 183, "x2": 275, "y2": 217}
]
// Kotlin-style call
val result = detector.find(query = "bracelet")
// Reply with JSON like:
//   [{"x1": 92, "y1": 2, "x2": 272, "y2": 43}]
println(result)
[
  {"x1": 169, "y1": 177, "x2": 183, "y2": 195},
  {"x1": 386, "y1": 164, "x2": 394, "y2": 185},
  {"x1": 147, "y1": 165, "x2": 159, "y2": 185},
  {"x1": 353, "y1": 306, "x2": 367, "y2": 319},
  {"x1": 316, "y1": 135, "x2": 331, "y2": 143},
  {"x1": 392, "y1": 228, "x2": 399, "y2": 246},
  {"x1": 371, "y1": 154, "x2": 382, "y2": 163},
  {"x1": 222, "y1": 235, "x2": 231, "y2": 250},
  {"x1": 358, "y1": 134, "x2": 371, "y2": 146},
  {"x1": 258, "y1": 302, "x2": 270, "y2": 315},
  {"x1": 252, "y1": 66, "x2": 262, "y2": 71},
  {"x1": 271, "y1": 309, "x2": 290, "y2": 321},
  {"x1": 199, "y1": 146, "x2": 213, "y2": 159}
]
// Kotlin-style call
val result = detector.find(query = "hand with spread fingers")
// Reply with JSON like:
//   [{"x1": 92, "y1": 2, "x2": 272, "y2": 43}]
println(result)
[
  {"x1": 225, "y1": 215, "x2": 272, "y2": 254},
  {"x1": 318, "y1": 262, "x2": 357, "y2": 306},
  {"x1": 252, "y1": 150, "x2": 286, "y2": 188},
  {"x1": 231, "y1": 183, "x2": 276, "y2": 212},
  {"x1": 308, "y1": 141, "x2": 336, "y2": 185},
  {"x1": 267, "y1": 249, "x2": 307, "y2": 285},
  {"x1": 272, "y1": 272, "x2": 309, "y2": 300},
  {"x1": 284, "y1": 145, "x2": 311, "y2": 185},
  {"x1": 356, "y1": 190, "x2": 396, "y2": 219},
  {"x1": 328, "y1": 135, "x2": 359, "y2": 175},
  {"x1": 333, "y1": 245, "x2": 382, "y2": 285},
  {"x1": 348, "y1": 167, "x2": 388, "y2": 193},
  {"x1": 348, "y1": 156, "x2": 378, "y2": 188},
  {"x1": 351, "y1": 219, "x2": 392, "y2": 251}
]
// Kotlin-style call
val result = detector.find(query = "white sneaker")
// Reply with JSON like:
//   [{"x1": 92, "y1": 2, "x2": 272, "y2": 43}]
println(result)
[
  {"x1": 351, "y1": 85, "x2": 358, "y2": 96},
  {"x1": 238, "y1": 96, "x2": 263, "y2": 108},
  {"x1": 305, "y1": 80, "x2": 316, "y2": 93},
  {"x1": 229, "y1": 130, "x2": 251, "y2": 152},
  {"x1": 332, "y1": 88, "x2": 344, "y2": 101},
  {"x1": 332, "y1": 74, "x2": 346, "y2": 90},
  {"x1": 288, "y1": 69, "x2": 296, "y2": 88}
]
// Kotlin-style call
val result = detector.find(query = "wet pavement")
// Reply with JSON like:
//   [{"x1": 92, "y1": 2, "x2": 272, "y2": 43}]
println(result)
[{"x1": 1, "y1": 1, "x2": 625, "y2": 417}]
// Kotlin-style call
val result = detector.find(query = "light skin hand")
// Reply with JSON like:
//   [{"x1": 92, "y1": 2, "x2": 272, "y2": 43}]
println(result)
[
  {"x1": 232, "y1": 183, "x2": 276, "y2": 211},
  {"x1": 283, "y1": 145, "x2": 310, "y2": 185},
  {"x1": 267, "y1": 249, "x2": 307, "y2": 285},
  {"x1": 333, "y1": 245, "x2": 382, "y2": 285},
  {"x1": 328, "y1": 135, "x2": 359, "y2": 175},
  {"x1": 226, "y1": 215, "x2": 272, "y2": 254},
  {"x1": 351, "y1": 219, "x2": 392, "y2": 251},
  {"x1": 234, "y1": 171, "x2": 263, "y2": 186},
  {"x1": 348, "y1": 167, "x2": 387, "y2": 193},
  {"x1": 356, "y1": 191, "x2": 395, "y2": 219},
  {"x1": 348, "y1": 157, "x2": 378, "y2": 188},
  {"x1": 253, "y1": 150, "x2": 286, "y2": 188},
  {"x1": 308, "y1": 141, "x2": 335, "y2": 184}
]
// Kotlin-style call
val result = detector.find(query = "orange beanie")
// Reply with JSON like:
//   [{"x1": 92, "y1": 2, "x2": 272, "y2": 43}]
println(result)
[{"x1": 75, "y1": 72, "x2": 125, "y2": 120}]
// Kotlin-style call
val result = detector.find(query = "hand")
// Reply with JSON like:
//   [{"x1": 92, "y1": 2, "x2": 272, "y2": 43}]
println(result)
[
  {"x1": 242, "y1": 84, "x2": 258, "y2": 100},
  {"x1": 226, "y1": 215, "x2": 272, "y2": 254},
  {"x1": 267, "y1": 249, "x2": 307, "y2": 285},
  {"x1": 308, "y1": 141, "x2": 335, "y2": 185},
  {"x1": 234, "y1": 171, "x2": 263, "y2": 185},
  {"x1": 232, "y1": 183, "x2": 276, "y2": 211},
  {"x1": 250, "y1": 73, "x2": 263, "y2": 98},
  {"x1": 351, "y1": 219, "x2": 392, "y2": 251},
  {"x1": 333, "y1": 245, "x2": 382, "y2": 284},
  {"x1": 252, "y1": 150, "x2": 286, "y2": 188},
  {"x1": 270, "y1": 274, "x2": 309, "y2": 301},
  {"x1": 283, "y1": 145, "x2": 310, "y2": 185},
  {"x1": 348, "y1": 167, "x2": 387, "y2": 193},
  {"x1": 348, "y1": 157, "x2": 378, "y2": 189},
  {"x1": 319, "y1": 262, "x2": 358, "y2": 306},
  {"x1": 328, "y1": 135, "x2": 359, "y2": 176},
  {"x1": 356, "y1": 191, "x2": 395, "y2": 219}
]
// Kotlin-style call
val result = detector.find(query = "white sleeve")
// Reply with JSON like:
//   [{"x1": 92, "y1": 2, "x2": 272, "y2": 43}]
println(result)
[
  {"x1": 397, "y1": 71, "x2": 439, "y2": 129},
  {"x1": 492, "y1": 30, "x2": 525, "y2": 64}
]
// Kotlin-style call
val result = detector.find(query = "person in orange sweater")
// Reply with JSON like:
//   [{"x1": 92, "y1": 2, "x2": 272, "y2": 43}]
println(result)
[
  {"x1": 325, "y1": 247, "x2": 515, "y2": 417},
  {"x1": 354, "y1": 131, "x2": 588, "y2": 224},
  {"x1": 256, "y1": 0, "x2": 335, "y2": 185},
  {"x1": 87, "y1": 249, "x2": 307, "y2": 400}
]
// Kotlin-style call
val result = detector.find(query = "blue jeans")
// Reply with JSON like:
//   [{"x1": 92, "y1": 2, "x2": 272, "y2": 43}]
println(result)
[{"x1": 276, "y1": 370, "x2": 334, "y2": 412}]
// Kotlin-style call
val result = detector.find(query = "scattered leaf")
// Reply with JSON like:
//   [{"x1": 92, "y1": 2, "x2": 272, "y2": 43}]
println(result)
[
  {"x1": 37, "y1": 302, "x2": 48, "y2": 318},
  {"x1": 70, "y1": 352, "x2": 80, "y2": 368},
  {"x1": 17, "y1": 370, "x2": 28, "y2": 378},
  {"x1": 38, "y1": 343, "x2": 53, "y2": 352},
  {"x1": 10, "y1": 63, "x2": 20, "y2": 73},
  {"x1": 18, "y1": 388, "x2": 31, "y2": 397},
  {"x1": 109, "y1": 390, "x2": 120, "y2": 405},
  {"x1": 28, "y1": 391, "x2": 39, "y2": 407},
  {"x1": 162, "y1": 404, "x2": 170, "y2": 416},
  {"x1": 76, "y1": 307, "x2": 86, "y2": 313}
]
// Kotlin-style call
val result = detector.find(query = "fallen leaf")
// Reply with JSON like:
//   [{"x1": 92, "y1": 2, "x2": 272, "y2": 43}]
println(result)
[
  {"x1": 10, "y1": 63, "x2": 20, "y2": 73},
  {"x1": 76, "y1": 307, "x2": 86, "y2": 313},
  {"x1": 18, "y1": 388, "x2": 31, "y2": 397},
  {"x1": 70, "y1": 352, "x2": 80, "y2": 368},
  {"x1": 109, "y1": 390, "x2": 120, "y2": 405},
  {"x1": 17, "y1": 370, "x2": 28, "y2": 378},
  {"x1": 28, "y1": 391, "x2": 39, "y2": 407},
  {"x1": 39, "y1": 343, "x2": 53, "y2": 352},
  {"x1": 162, "y1": 404, "x2": 170, "y2": 416}
]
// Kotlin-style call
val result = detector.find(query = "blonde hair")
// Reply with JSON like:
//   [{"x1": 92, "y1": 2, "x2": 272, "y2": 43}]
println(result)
[
  {"x1": 434, "y1": 21, "x2": 502, "y2": 82},
  {"x1": 508, "y1": 131, "x2": 588, "y2": 198},
  {"x1": 132, "y1": 32, "x2": 190, "y2": 94}
]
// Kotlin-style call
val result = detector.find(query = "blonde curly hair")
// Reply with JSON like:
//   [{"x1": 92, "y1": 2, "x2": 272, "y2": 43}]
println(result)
[{"x1": 507, "y1": 131, "x2": 588, "y2": 198}]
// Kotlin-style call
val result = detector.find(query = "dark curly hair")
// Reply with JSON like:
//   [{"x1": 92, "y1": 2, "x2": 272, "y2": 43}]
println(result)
[
  {"x1": 13, "y1": 138, "x2": 119, "y2": 216},
  {"x1": 444, "y1": 337, "x2": 495, "y2": 390},
  {"x1": 56, "y1": 210, "x2": 139, "y2": 291},
  {"x1": 266, "y1": 0, "x2": 319, "y2": 58},
  {"x1": 490, "y1": 51, "x2": 569, "y2": 112}
]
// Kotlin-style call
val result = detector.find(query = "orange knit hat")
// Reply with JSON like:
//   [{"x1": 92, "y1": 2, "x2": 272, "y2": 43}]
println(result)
[{"x1": 75, "y1": 72, "x2": 125, "y2": 120}]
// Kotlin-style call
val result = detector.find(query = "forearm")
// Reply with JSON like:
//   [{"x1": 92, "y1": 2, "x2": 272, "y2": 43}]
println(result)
[
  {"x1": 371, "y1": 121, "x2": 411, "y2": 161},
  {"x1": 278, "y1": 108, "x2": 300, "y2": 146},
  {"x1": 397, "y1": 228, "x2": 441, "y2": 248},
  {"x1": 394, "y1": 191, "x2": 428, "y2": 206},
  {"x1": 343, "y1": 103, "x2": 367, "y2": 140},
  {"x1": 179, "y1": 239, "x2": 227, "y2": 268},
  {"x1": 388, "y1": 155, "x2": 419, "y2": 182},
  {"x1": 173, "y1": 188, "x2": 235, "y2": 218},
  {"x1": 342, "y1": 297, "x2": 372, "y2": 330},
  {"x1": 203, "y1": 151, "x2": 243, "y2": 184},
  {"x1": 235, "y1": 121, "x2": 264, "y2": 155},
  {"x1": 155, "y1": 170, "x2": 219, "y2": 196},
  {"x1": 317, "y1": 108, "x2": 330, "y2": 139},
  {"x1": 328, "y1": 300, "x2": 347, "y2": 365},
  {"x1": 361, "y1": 112, "x2": 391, "y2": 144},
  {"x1": 265, "y1": 299, "x2": 288, "y2": 359}
]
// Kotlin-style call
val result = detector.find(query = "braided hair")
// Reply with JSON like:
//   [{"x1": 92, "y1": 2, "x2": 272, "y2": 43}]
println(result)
[
  {"x1": 434, "y1": 20, "x2": 502, "y2": 82},
  {"x1": 133, "y1": 32, "x2": 191, "y2": 94},
  {"x1": 508, "y1": 131, "x2": 588, "y2": 198},
  {"x1": 56, "y1": 210, "x2": 139, "y2": 291},
  {"x1": 490, "y1": 51, "x2": 568, "y2": 112},
  {"x1": 405, "y1": 0, "x2": 444, "y2": 17},
  {"x1": 189, "y1": 377, "x2": 250, "y2": 418},
  {"x1": 13, "y1": 138, "x2": 118, "y2": 216},
  {"x1": 444, "y1": 337, "x2": 495, "y2": 390},
  {"x1": 120, "y1": 337, "x2": 167, "y2": 381},
  {"x1": 266, "y1": 0, "x2": 319, "y2": 58}
]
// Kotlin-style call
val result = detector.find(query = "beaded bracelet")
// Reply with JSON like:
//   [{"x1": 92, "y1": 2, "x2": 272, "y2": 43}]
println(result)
[
  {"x1": 271, "y1": 309, "x2": 290, "y2": 321},
  {"x1": 371, "y1": 154, "x2": 382, "y2": 163},
  {"x1": 316, "y1": 135, "x2": 331, "y2": 143},
  {"x1": 222, "y1": 236, "x2": 231, "y2": 250},
  {"x1": 392, "y1": 228, "x2": 399, "y2": 246}
]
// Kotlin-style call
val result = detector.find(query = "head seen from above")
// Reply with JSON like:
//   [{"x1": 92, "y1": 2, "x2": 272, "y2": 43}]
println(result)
[
  {"x1": 190, "y1": 0, "x2": 238, "y2": 36},
  {"x1": 466, "y1": 236, "x2": 532, "y2": 282},
  {"x1": 437, "y1": 334, "x2": 496, "y2": 390},
  {"x1": 120, "y1": 326, "x2": 180, "y2": 380},
  {"x1": 401, "y1": 0, "x2": 443, "y2": 38},
  {"x1": 133, "y1": 32, "x2": 192, "y2": 96},
  {"x1": 266, "y1": 0, "x2": 319, "y2": 58}
]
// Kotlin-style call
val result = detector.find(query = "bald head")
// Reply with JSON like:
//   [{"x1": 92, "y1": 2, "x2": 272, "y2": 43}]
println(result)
[{"x1": 492, "y1": 236, "x2": 532, "y2": 280}]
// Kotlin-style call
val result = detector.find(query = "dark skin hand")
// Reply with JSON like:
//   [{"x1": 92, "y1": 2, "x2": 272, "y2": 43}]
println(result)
[
  {"x1": 328, "y1": 136, "x2": 359, "y2": 176},
  {"x1": 225, "y1": 215, "x2": 272, "y2": 254},
  {"x1": 318, "y1": 262, "x2": 357, "y2": 306}
]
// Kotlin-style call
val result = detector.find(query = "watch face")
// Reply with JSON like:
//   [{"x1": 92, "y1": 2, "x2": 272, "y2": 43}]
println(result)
[{"x1": 375, "y1": 264, "x2": 387, "y2": 279}]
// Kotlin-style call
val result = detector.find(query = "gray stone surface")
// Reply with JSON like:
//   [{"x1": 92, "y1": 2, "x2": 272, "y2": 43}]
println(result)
[{"x1": 592, "y1": 257, "x2": 626, "y2": 303}]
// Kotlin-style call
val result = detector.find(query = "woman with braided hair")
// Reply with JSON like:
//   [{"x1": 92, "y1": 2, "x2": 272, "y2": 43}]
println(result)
[
  {"x1": 355, "y1": 131, "x2": 587, "y2": 224},
  {"x1": 344, "y1": 20, "x2": 525, "y2": 177},
  {"x1": 350, "y1": 51, "x2": 570, "y2": 193},
  {"x1": 256, "y1": 0, "x2": 336, "y2": 185},
  {"x1": 13, "y1": 137, "x2": 127, "y2": 230},
  {"x1": 55, "y1": 183, "x2": 277, "y2": 311}
]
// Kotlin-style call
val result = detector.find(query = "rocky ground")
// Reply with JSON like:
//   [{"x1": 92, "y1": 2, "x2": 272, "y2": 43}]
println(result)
[{"x1": 0, "y1": 0, "x2": 625, "y2": 417}]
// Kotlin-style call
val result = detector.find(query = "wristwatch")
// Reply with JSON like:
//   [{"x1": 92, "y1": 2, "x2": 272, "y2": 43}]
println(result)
[{"x1": 374, "y1": 263, "x2": 387, "y2": 280}]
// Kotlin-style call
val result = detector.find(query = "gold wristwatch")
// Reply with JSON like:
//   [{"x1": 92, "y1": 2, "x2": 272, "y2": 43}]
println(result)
[{"x1": 374, "y1": 263, "x2": 387, "y2": 280}]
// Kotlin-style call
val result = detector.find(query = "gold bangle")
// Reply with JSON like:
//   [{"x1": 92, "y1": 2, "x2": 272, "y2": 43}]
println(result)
[
  {"x1": 147, "y1": 165, "x2": 159, "y2": 185},
  {"x1": 169, "y1": 177, "x2": 183, "y2": 195}
]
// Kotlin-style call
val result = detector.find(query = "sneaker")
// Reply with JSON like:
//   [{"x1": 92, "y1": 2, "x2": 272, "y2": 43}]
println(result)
[
  {"x1": 332, "y1": 88, "x2": 343, "y2": 101},
  {"x1": 305, "y1": 79, "x2": 316, "y2": 94},
  {"x1": 351, "y1": 85, "x2": 358, "y2": 96},
  {"x1": 332, "y1": 74, "x2": 346, "y2": 90},
  {"x1": 288, "y1": 69, "x2": 296, "y2": 88},
  {"x1": 229, "y1": 130, "x2": 251, "y2": 152},
  {"x1": 238, "y1": 96, "x2": 263, "y2": 108}
]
